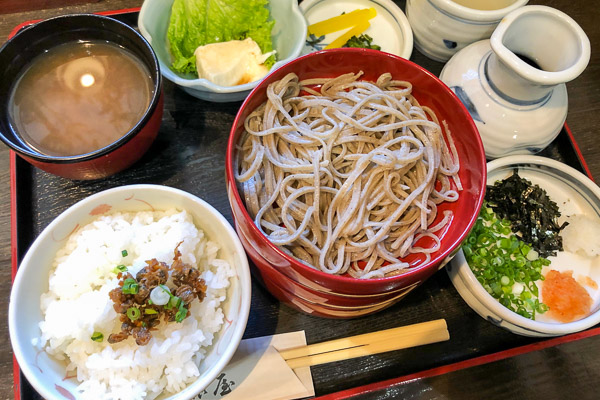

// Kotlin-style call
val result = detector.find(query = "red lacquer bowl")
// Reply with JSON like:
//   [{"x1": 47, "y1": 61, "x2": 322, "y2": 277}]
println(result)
[
  {"x1": 0, "y1": 14, "x2": 163, "y2": 180},
  {"x1": 226, "y1": 48, "x2": 486, "y2": 317}
]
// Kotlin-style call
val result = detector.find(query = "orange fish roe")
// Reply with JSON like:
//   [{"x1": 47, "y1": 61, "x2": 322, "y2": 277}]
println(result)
[
  {"x1": 543, "y1": 270, "x2": 593, "y2": 323},
  {"x1": 578, "y1": 275, "x2": 599, "y2": 290}
]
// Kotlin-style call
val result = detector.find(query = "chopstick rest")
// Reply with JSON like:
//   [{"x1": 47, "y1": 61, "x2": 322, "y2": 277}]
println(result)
[{"x1": 280, "y1": 319, "x2": 449, "y2": 369}]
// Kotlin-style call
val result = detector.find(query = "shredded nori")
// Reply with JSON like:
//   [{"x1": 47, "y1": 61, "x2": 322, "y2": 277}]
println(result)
[{"x1": 485, "y1": 170, "x2": 568, "y2": 258}]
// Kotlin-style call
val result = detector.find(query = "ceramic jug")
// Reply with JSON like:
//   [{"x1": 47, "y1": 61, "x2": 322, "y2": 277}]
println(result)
[
  {"x1": 439, "y1": 5, "x2": 590, "y2": 159},
  {"x1": 406, "y1": 0, "x2": 528, "y2": 62}
]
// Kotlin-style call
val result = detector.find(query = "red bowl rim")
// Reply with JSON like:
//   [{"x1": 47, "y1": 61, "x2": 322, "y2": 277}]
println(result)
[{"x1": 225, "y1": 48, "x2": 486, "y2": 287}]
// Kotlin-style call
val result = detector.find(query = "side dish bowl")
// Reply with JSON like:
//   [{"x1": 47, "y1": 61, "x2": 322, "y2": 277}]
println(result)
[
  {"x1": 300, "y1": 0, "x2": 413, "y2": 59},
  {"x1": 0, "y1": 14, "x2": 163, "y2": 180},
  {"x1": 448, "y1": 155, "x2": 600, "y2": 336},
  {"x1": 138, "y1": 0, "x2": 307, "y2": 102},
  {"x1": 225, "y1": 48, "x2": 487, "y2": 317},
  {"x1": 9, "y1": 185, "x2": 252, "y2": 400}
]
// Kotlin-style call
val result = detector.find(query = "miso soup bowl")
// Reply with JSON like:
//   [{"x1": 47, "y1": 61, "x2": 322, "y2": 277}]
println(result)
[
  {"x1": 0, "y1": 14, "x2": 163, "y2": 180},
  {"x1": 225, "y1": 48, "x2": 487, "y2": 318}
]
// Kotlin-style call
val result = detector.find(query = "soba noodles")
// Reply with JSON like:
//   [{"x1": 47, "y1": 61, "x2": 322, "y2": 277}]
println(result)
[{"x1": 236, "y1": 72, "x2": 461, "y2": 279}]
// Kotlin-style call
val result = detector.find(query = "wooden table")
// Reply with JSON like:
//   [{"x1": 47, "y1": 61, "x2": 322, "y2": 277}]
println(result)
[{"x1": 0, "y1": 1, "x2": 599, "y2": 399}]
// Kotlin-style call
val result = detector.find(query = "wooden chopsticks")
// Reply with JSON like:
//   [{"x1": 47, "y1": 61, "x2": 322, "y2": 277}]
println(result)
[{"x1": 280, "y1": 319, "x2": 449, "y2": 369}]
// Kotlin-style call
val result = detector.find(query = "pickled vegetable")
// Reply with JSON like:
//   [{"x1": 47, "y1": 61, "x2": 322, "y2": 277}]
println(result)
[
  {"x1": 307, "y1": 8, "x2": 376, "y2": 37},
  {"x1": 325, "y1": 21, "x2": 370, "y2": 49}
]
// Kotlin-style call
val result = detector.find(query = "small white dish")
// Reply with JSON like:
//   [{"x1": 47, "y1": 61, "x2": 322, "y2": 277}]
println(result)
[
  {"x1": 448, "y1": 155, "x2": 600, "y2": 337},
  {"x1": 9, "y1": 185, "x2": 252, "y2": 400},
  {"x1": 138, "y1": 0, "x2": 307, "y2": 102},
  {"x1": 300, "y1": 0, "x2": 413, "y2": 59}
]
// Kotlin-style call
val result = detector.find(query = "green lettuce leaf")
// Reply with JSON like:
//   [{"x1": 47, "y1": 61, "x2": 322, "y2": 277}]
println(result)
[{"x1": 167, "y1": 0, "x2": 275, "y2": 75}]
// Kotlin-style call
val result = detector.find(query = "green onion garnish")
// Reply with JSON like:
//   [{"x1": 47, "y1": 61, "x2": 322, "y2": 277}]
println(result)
[
  {"x1": 175, "y1": 303, "x2": 188, "y2": 322},
  {"x1": 113, "y1": 265, "x2": 127, "y2": 274},
  {"x1": 463, "y1": 202, "x2": 548, "y2": 319},
  {"x1": 145, "y1": 308, "x2": 158, "y2": 315},
  {"x1": 127, "y1": 307, "x2": 141, "y2": 321},
  {"x1": 165, "y1": 295, "x2": 181, "y2": 310},
  {"x1": 122, "y1": 250, "x2": 128, "y2": 257},
  {"x1": 91, "y1": 332, "x2": 104, "y2": 342},
  {"x1": 122, "y1": 278, "x2": 139, "y2": 295}
]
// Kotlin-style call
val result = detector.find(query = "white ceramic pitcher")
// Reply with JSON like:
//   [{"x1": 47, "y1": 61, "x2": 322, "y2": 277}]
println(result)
[{"x1": 440, "y1": 5, "x2": 590, "y2": 159}]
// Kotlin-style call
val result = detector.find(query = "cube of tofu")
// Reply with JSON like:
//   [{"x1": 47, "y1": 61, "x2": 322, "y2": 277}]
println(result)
[{"x1": 193, "y1": 38, "x2": 273, "y2": 87}]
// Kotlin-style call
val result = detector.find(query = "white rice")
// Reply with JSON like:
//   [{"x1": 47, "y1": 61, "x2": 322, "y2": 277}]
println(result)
[{"x1": 38, "y1": 209, "x2": 234, "y2": 400}]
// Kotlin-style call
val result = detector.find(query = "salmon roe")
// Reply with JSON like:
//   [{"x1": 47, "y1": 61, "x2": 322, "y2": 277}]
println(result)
[{"x1": 542, "y1": 269, "x2": 593, "y2": 323}]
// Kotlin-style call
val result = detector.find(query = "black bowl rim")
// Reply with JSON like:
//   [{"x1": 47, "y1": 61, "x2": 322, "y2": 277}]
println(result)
[{"x1": 0, "y1": 13, "x2": 162, "y2": 164}]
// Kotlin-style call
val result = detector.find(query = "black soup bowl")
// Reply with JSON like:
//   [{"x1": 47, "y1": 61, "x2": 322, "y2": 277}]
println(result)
[{"x1": 0, "y1": 14, "x2": 163, "y2": 180}]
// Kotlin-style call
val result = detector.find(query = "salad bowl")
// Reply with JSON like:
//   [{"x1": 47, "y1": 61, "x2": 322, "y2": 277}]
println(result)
[{"x1": 138, "y1": 0, "x2": 307, "y2": 102}]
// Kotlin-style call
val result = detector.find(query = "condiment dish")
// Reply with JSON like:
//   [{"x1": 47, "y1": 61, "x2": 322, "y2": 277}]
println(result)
[
  {"x1": 300, "y1": 0, "x2": 413, "y2": 59},
  {"x1": 138, "y1": 0, "x2": 307, "y2": 102},
  {"x1": 9, "y1": 184, "x2": 252, "y2": 400},
  {"x1": 0, "y1": 14, "x2": 163, "y2": 180},
  {"x1": 448, "y1": 155, "x2": 600, "y2": 336}
]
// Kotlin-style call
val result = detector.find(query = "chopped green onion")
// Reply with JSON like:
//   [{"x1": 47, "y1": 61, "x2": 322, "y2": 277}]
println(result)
[
  {"x1": 541, "y1": 258, "x2": 551, "y2": 266},
  {"x1": 113, "y1": 265, "x2": 127, "y2": 274},
  {"x1": 122, "y1": 278, "x2": 139, "y2": 295},
  {"x1": 463, "y1": 201, "x2": 548, "y2": 320},
  {"x1": 91, "y1": 332, "x2": 104, "y2": 342},
  {"x1": 127, "y1": 307, "x2": 141, "y2": 321},
  {"x1": 514, "y1": 255, "x2": 526, "y2": 268},
  {"x1": 145, "y1": 308, "x2": 158, "y2": 315},
  {"x1": 175, "y1": 302, "x2": 187, "y2": 322},
  {"x1": 526, "y1": 249, "x2": 539, "y2": 261},
  {"x1": 122, "y1": 250, "x2": 128, "y2": 257},
  {"x1": 165, "y1": 295, "x2": 181, "y2": 310},
  {"x1": 151, "y1": 285, "x2": 171, "y2": 306}
]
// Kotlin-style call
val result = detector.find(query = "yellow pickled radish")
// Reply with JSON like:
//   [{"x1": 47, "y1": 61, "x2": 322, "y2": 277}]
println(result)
[
  {"x1": 325, "y1": 21, "x2": 370, "y2": 49},
  {"x1": 307, "y1": 8, "x2": 377, "y2": 37}
]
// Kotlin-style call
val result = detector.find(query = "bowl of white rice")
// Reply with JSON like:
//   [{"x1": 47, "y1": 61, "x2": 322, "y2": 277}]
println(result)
[{"x1": 9, "y1": 184, "x2": 252, "y2": 400}]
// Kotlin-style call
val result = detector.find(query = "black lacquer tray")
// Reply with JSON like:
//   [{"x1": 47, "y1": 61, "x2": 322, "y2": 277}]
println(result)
[{"x1": 10, "y1": 9, "x2": 600, "y2": 400}]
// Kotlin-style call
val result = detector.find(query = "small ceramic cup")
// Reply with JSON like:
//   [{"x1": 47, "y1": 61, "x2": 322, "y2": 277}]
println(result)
[{"x1": 406, "y1": 0, "x2": 528, "y2": 62}]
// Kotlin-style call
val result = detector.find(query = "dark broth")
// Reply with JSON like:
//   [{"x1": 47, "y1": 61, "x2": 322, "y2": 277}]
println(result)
[{"x1": 9, "y1": 40, "x2": 153, "y2": 157}]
